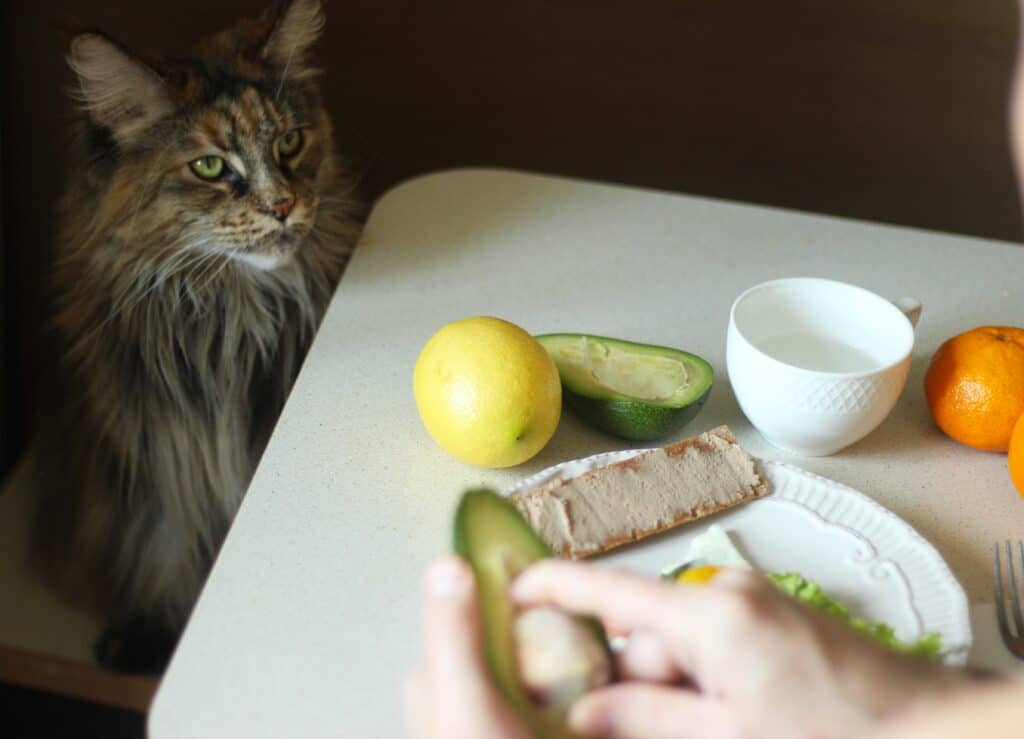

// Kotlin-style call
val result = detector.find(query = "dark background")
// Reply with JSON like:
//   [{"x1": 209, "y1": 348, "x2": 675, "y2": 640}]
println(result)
[
  {"x1": 2, "y1": 0, "x2": 1021, "y2": 474},
  {"x1": 1, "y1": 3, "x2": 1022, "y2": 734}
]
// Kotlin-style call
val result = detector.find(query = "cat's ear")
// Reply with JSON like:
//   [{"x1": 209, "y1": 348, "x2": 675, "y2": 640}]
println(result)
[
  {"x1": 67, "y1": 33, "x2": 173, "y2": 140},
  {"x1": 260, "y1": 0, "x2": 325, "y2": 73}
]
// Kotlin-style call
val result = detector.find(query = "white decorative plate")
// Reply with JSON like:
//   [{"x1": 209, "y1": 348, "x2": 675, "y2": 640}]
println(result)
[{"x1": 505, "y1": 450, "x2": 972, "y2": 665}]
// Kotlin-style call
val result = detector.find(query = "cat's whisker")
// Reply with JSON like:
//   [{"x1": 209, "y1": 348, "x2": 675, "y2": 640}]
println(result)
[
  {"x1": 179, "y1": 261, "x2": 222, "y2": 312},
  {"x1": 118, "y1": 236, "x2": 202, "y2": 301},
  {"x1": 275, "y1": 47, "x2": 295, "y2": 103},
  {"x1": 97, "y1": 238, "x2": 217, "y2": 333},
  {"x1": 167, "y1": 245, "x2": 219, "y2": 307},
  {"x1": 199, "y1": 257, "x2": 234, "y2": 299},
  {"x1": 170, "y1": 243, "x2": 234, "y2": 313}
]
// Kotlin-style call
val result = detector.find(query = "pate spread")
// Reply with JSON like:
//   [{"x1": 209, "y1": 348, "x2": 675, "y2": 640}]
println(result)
[{"x1": 511, "y1": 425, "x2": 768, "y2": 558}]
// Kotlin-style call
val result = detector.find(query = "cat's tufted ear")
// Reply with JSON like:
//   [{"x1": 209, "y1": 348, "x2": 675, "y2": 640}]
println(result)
[
  {"x1": 68, "y1": 33, "x2": 173, "y2": 140},
  {"x1": 260, "y1": 0, "x2": 324, "y2": 73}
]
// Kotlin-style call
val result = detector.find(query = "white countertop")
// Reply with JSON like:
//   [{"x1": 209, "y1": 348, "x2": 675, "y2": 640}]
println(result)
[{"x1": 149, "y1": 169, "x2": 1024, "y2": 738}]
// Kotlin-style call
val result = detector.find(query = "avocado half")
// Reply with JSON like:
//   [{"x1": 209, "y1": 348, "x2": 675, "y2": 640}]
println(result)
[
  {"x1": 536, "y1": 333, "x2": 713, "y2": 441},
  {"x1": 454, "y1": 488, "x2": 609, "y2": 739}
]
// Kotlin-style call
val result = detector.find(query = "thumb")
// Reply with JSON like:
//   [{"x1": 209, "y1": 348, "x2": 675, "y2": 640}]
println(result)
[
  {"x1": 423, "y1": 555, "x2": 493, "y2": 695},
  {"x1": 568, "y1": 682, "x2": 715, "y2": 739}
]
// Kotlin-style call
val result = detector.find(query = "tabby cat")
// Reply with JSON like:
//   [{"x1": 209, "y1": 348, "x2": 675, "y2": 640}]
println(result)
[{"x1": 33, "y1": 0, "x2": 359, "y2": 672}]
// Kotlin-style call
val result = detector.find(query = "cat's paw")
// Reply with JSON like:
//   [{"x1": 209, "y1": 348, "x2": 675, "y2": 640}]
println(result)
[{"x1": 95, "y1": 616, "x2": 178, "y2": 674}]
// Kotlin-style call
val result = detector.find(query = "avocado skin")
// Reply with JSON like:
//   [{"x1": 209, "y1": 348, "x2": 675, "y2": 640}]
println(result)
[
  {"x1": 453, "y1": 488, "x2": 611, "y2": 739},
  {"x1": 564, "y1": 383, "x2": 711, "y2": 441},
  {"x1": 535, "y1": 333, "x2": 713, "y2": 442},
  {"x1": 453, "y1": 487, "x2": 548, "y2": 561}
]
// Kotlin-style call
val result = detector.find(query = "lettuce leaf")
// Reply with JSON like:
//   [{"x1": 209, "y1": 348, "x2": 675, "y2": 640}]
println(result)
[{"x1": 766, "y1": 572, "x2": 942, "y2": 659}]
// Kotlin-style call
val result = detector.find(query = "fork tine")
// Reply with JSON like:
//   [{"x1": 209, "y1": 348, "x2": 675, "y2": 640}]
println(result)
[
  {"x1": 1007, "y1": 540, "x2": 1024, "y2": 637},
  {"x1": 994, "y1": 543, "x2": 1013, "y2": 642}
]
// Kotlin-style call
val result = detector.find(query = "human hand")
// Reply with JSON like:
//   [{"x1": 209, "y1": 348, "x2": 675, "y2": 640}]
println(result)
[
  {"x1": 870, "y1": 673, "x2": 1024, "y2": 739},
  {"x1": 513, "y1": 561, "x2": 968, "y2": 739},
  {"x1": 402, "y1": 555, "x2": 532, "y2": 739}
]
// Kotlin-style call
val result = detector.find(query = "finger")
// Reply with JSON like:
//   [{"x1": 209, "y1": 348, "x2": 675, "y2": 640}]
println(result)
[
  {"x1": 423, "y1": 555, "x2": 494, "y2": 695},
  {"x1": 710, "y1": 566, "x2": 766, "y2": 591},
  {"x1": 423, "y1": 552, "x2": 525, "y2": 739},
  {"x1": 513, "y1": 560, "x2": 720, "y2": 644},
  {"x1": 568, "y1": 682, "x2": 710, "y2": 739},
  {"x1": 614, "y1": 629, "x2": 682, "y2": 683},
  {"x1": 401, "y1": 664, "x2": 432, "y2": 739},
  {"x1": 422, "y1": 556, "x2": 542, "y2": 739},
  {"x1": 513, "y1": 561, "x2": 674, "y2": 630}
]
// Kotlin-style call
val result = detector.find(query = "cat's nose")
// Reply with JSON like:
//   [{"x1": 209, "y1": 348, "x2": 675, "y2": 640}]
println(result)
[{"x1": 263, "y1": 195, "x2": 295, "y2": 222}]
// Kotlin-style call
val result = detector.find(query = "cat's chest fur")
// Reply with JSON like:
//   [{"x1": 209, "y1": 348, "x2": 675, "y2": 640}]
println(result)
[
  {"x1": 87, "y1": 255, "x2": 326, "y2": 509},
  {"x1": 39, "y1": 244, "x2": 341, "y2": 627}
]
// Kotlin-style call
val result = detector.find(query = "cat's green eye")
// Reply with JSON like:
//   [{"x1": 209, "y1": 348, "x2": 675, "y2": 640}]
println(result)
[
  {"x1": 190, "y1": 155, "x2": 225, "y2": 180},
  {"x1": 276, "y1": 129, "x2": 303, "y2": 158}
]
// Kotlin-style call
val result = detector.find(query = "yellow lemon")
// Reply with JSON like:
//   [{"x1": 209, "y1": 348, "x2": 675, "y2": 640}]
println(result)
[{"x1": 413, "y1": 317, "x2": 562, "y2": 467}]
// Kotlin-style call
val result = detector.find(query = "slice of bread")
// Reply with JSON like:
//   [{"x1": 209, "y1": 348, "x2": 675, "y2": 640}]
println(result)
[{"x1": 511, "y1": 425, "x2": 768, "y2": 559}]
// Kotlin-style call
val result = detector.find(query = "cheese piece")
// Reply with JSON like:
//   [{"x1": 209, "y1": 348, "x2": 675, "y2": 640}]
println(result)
[{"x1": 511, "y1": 425, "x2": 768, "y2": 559}]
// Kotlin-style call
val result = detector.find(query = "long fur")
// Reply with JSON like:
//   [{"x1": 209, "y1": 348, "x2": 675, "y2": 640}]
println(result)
[{"x1": 34, "y1": 0, "x2": 359, "y2": 643}]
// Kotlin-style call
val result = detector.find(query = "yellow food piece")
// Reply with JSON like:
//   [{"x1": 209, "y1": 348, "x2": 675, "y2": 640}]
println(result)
[
  {"x1": 413, "y1": 317, "x2": 561, "y2": 468},
  {"x1": 675, "y1": 564, "x2": 722, "y2": 584}
]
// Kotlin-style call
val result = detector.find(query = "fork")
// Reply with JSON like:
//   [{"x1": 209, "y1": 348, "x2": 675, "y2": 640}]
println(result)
[{"x1": 993, "y1": 540, "x2": 1024, "y2": 659}]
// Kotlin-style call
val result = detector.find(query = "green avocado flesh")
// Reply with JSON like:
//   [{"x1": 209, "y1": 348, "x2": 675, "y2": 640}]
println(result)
[
  {"x1": 454, "y1": 489, "x2": 601, "y2": 739},
  {"x1": 536, "y1": 333, "x2": 713, "y2": 441}
]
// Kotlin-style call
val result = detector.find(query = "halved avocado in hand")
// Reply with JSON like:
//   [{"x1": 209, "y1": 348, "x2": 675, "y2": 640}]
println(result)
[
  {"x1": 536, "y1": 333, "x2": 713, "y2": 441},
  {"x1": 454, "y1": 489, "x2": 612, "y2": 738}
]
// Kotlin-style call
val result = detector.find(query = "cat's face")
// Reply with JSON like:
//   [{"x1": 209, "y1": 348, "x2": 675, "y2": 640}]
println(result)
[
  {"x1": 68, "y1": 0, "x2": 335, "y2": 271},
  {"x1": 159, "y1": 80, "x2": 331, "y2": 270}
]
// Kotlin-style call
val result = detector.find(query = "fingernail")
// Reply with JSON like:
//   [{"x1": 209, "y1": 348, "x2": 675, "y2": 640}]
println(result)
[
  {"x1": 567, "y1": 694, "x2": 606, "y2": 735},
  {"x1": 426, "y1": 556, "x2": 471, "y2": 598}
]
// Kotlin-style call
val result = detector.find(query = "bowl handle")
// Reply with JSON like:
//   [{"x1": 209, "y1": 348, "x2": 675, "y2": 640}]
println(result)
[{"x1": 893, "y1": 296, "x2": 922, "y2": 328}]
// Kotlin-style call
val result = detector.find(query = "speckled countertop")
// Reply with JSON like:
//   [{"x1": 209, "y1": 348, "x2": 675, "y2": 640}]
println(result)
[{"x1": 149, "y1": 169, "x2": 1024, "y2": 738}]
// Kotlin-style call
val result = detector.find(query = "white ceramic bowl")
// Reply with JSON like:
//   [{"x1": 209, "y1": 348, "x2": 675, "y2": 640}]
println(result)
[{"x1": 726, "y1": 277, "x2": 920, "y2": 456}]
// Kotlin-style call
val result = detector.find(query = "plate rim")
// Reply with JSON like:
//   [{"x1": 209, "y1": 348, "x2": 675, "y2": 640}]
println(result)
[{"x1": 504, "y1": 448, "x2": 972, "y2": 664}]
